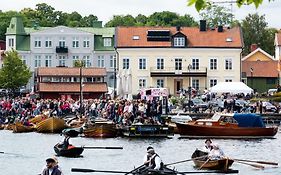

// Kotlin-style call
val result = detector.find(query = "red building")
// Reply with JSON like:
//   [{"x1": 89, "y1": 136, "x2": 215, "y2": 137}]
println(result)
[{"x1": 35, "y1": 67, "x2": 108, "y2": 99}]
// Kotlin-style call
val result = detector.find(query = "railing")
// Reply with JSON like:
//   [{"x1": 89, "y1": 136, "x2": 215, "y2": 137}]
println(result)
[{"x1": 56, "y1": 46, "x2": 68, "y2": 53}]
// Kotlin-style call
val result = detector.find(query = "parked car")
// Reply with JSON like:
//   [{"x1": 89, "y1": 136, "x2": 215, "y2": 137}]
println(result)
[
  {"x1": 262, "y1": 102, "x2": 277, "y2": 113},
  {"x1": 183, "y1": 98, "x2": 208, "y2": 113},
  {"x1": 268, "y1": 89, "x2": 277, "y2": 96}
]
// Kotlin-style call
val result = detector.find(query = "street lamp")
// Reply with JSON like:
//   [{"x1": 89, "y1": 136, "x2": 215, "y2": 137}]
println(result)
[{"x1": 188, "y1": 64, "x2": 192, "y2": 113}]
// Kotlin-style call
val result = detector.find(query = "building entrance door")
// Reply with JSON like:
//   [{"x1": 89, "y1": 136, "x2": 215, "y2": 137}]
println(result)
[{"x1": 174, "y1": 79, "x2": 183, "y2": 95}]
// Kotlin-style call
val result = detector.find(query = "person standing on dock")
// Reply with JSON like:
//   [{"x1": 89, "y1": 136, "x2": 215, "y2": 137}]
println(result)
[{"x1": 143, "y1": 146, "x2": 162, "y2": 170}]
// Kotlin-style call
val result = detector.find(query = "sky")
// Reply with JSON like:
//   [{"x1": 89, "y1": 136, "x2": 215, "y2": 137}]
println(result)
[{"x1": 1, "y1": 0, "x2": 281, "y2": 28}]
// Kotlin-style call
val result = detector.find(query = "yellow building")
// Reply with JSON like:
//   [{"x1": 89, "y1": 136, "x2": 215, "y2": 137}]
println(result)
[{"x1": 116, "y1": 22, "x2": 243, "y2": 96}]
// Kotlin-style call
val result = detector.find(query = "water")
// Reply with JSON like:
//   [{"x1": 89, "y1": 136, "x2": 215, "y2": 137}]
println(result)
[{"x1": 0, "y1": 130, "x2": 281, "y2": 175}]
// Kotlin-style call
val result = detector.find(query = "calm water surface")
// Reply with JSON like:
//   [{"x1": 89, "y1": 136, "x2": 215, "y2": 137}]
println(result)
[{"x1": 0, "y1": 129, "x2": 281, "y2": 175}]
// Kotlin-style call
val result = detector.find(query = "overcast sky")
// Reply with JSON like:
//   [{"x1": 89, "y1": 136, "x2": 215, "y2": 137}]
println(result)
[{"x1": 1, "y1": 0, "x2": 281, "y2": 28}]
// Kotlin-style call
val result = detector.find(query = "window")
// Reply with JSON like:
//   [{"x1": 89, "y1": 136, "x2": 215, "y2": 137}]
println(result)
[
  {"x1": 45, "y1": 55, "x2": 52, "y2": 67},
  {"x1": 225, "y1": 58, "x2": 232, "y2": 70},
  {"x1": 174, "y1": 37, "x2": 185, "y2": 47},
  {"x1": 72, "y1": 37, "x2": 79, "y2": 48},
  {"x1": 21, "y1": 55, "x2": 27, "y2": 65},
  {"x1": 45, "y1": 37, "x2": 52, "y2": 48},
  {"x1": 34, "y1": 55, "x2": 41, "y2": 67},
  {"x1": 110, "y1": 55, "x2": 116, "y2": 68},
  {"x1": 266, "y1": 78, "x2": 276, "y2": 84},
  {"x1": 123, "y1": 58, "x2": 129, "y2": 69},
  {"x1": 175, "y1": 58, "x2": 182, "y2": 70},
  {"x1": 34, "y1": 37, "x2": 41, "y2": 48},
  {"x1": 103, "y1": 38, "x2": 112, "y2": 47},
  {"x1": 72, "y1": 55, "x2": 79, "y2": 66},
  {"x1": 83, "y1": 37, "x2": 90, "y2": 48},
  {"x1": 53, "y1": 77, "x2": 60, "y2": 82},
  {"x1": 192, "y1": 58, "x2": 199, "y2": 70},
  {"x1": 210, "y1": 79, "x2": 217, "y2": 87},
  {"x1": 225, "y1": 79, "x2": 232, "y2": 82},
  {"x1": 98, "y1": 55, "x2": 105, "y2": 67},
  {"x1": 59, "y1": 37, "x2": 66, "y2": 47},
  {"x1": 157, "y1": 58, "x2": 164, "y2": 69},
  {"x1": 8, "y1": 38, "x2": 14, "y2": 47},
  {"x1": 192, "y1": 79, "x2": 199, "y2": 89},
  {"x1": 42, "y1": 77, "x2": 52, "y2": 82},
  {"x1": 157, "y1": 79, "x2": 164, "y2": 88},
  {"x1": 58, "y1": 55, "x2": 66, "y2": 66},
  {"x1": 83, "y1": 55, "x2": 91, "y2": 67},
  {"x1": 139, "y1": 79, "x2": 146, "y2": 89},
  {"x1": 210, "y1": 58, "x2": 217, "y2": 70},
  {"x1": 139, "y1": 58, "x2": 146, "y2": 70}
]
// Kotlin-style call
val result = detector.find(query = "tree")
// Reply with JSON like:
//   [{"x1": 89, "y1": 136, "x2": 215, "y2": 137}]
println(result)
[
  {"x1": 0, "y1": 50, "x2": 32, "y2": 93},
  {"x1": 199, "y1": 5, "x2": 234, "y2": 27},
  {"x1": 73, "y1": 60, "x2": 85, "y2": 67},
  {"x1": 241, "y1": 13, "x2": 277, "y2": 55},
  {"x1": 188, "y1": 0, "x2": 274, "y2": 11},
  {"x1": 0, "y1": 11, "x2": 20, "y2": 40},
  {"x1": 105, "y1": 15, "x2": 136, "y2": 27}
]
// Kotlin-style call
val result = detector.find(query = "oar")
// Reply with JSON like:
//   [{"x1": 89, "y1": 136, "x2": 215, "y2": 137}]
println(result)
[
  {"x1": 179, "y1": 169, "x2": 239, "y2": 174},
  {"x1": 199, "y1": 159, "x2": 210, "y2": 170},
  {"x1": 71, "y1": 168, "x2": 128, "y2": 173},
  {"x1": 124, "y1": 164, "x2": 146, "y2": 175},
  {"x1": 234, "y1": 159, "x2": 278, "y2": 166},
  {"x1": 235, "y1": 161, "x2": 265, "y2": 169},
  {"x1": 82, "y1": 146, "x2": 123, "y2": 149},
  {"x1": 0, "y1": 151, "x2": 4, "y2": 154},
  {"x1": 165, "y1": 155, "x2": 208, "y2": 166}
]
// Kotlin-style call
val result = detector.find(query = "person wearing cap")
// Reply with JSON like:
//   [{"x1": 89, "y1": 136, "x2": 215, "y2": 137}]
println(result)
[
  {"x1": 202, "y1": 139, "x2": 213, "y2": 153},
  {"x1": 143, "y1": 146, "x2": 162, "y2": 170},
  {"x1": 41, "y1": 157, "x2": 62, "y2": 175},
  {"x1": 208, "y1": 144, "x2": 225, "y2": 160}
]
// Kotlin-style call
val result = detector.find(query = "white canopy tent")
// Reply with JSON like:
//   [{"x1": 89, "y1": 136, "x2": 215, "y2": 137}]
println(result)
[{"x1": 210, "y1": 82, "x2": 253, "y2": 95}]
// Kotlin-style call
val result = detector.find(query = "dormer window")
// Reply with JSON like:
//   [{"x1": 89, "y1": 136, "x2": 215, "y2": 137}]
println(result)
[{"x1": 174, "y1": 37, "x2": 185, "y2": 47}]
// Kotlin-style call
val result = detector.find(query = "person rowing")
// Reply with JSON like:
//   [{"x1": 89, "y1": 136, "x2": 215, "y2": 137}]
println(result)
[
  {"x1": 143, "y1": 146, "x2": 162, "y2": 170},
  {"x1": 202, "y1": 139, "x2": 213, "y2": 153},
  {"x1": 208, "y1": 144, "x2": 225, "y2": 160},
  {"x1": 41, "y1": 157, "x2": 62, "y2": 175}
]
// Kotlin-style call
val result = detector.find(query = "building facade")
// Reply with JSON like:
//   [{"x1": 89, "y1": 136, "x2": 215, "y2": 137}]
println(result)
[
  {"x1": 5, "y1": 17, "x2": 115, "y2": 91},
  {"x1": 116, "y1": 23, "x2": 243, "y2": 96},
  {"x1": 242, "y1": 47, "x2": 279, "y2": 93},
  {"x1": 36, "y1": 67, "x2": 107, "y2": 99}
]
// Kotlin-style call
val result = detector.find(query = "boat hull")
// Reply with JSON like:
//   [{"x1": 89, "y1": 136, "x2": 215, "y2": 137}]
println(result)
[
  {"x1": 176, "y1": 122, "x2": 278, "y2": 138},
  {"x1": 54, "y1": 144, "x2": 84, "y2": 157},
  {"x1": 122, "y1": 125, "x2": 174, "y2": 138},
  {"x1": 84, "y1": 122, "x2": 117, "y2": 138},
  {"x1": 13, "y1": 122, "x2": 34, "y2": 133},
  {"x1": 133, "y1": 166, "x2": 177, "y2": 175},
  {"x1": 36, "y1": 117, "x2": 66, "y2": 133}
]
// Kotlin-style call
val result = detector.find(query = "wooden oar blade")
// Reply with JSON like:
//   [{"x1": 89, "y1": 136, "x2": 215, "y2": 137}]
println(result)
[
  {"x1": 234, "y1": 159, "x2": 278, "y2": 166},
  {"x1": 236, "y1": 161, "x2": 265, "y2": 169},
  {"x1": 72, "y1": 168, "x2": 128, "y2": 173},
  {"x1": 83, "y1": 146, "x2": 123, "y2": 149}
]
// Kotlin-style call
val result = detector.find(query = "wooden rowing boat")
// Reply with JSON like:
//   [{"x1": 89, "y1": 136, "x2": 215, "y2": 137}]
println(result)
[
  {"x1": 54, "y1": 144, "x2": 84, "y2": 157},
  {"x1": 0, "y1": 124, "x2": 4, "y2": 130},
  {"x1": 13, "y1": 122, "x2": 34, "y2": 133},
  {"x1": 36, "y1": 117, "x2": 66, "y2": 133},
  {"x1": 191, "y1": 150, "x2": 234, "y2": 171},
  {"x1": 84, "y1": 120, "x2": 117, "y2": 138},
  {"x1": 29, "y1": 114, "x2": 47, "y2": 124},
  {"x1": 4, "y1": 123, "x2": 15, "y2": 130},
  {"x1": 131, "y1": 166, "x2": 177, "y2": 175},
  {"x1": 176, "y1": 113, "x2": 278, "y2": 138}
]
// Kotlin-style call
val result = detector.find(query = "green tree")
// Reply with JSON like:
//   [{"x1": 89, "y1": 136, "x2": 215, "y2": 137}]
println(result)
[
  {"x1": 82, "y1": 14, "x2": 98, "y2": 27},
  {"x1": 188, "y1": 0, "x2": 274, "y2": 11},
  {"x1": 0, "y1": 11, "x2": 20, "y2": 40},
  {"x1": 105, "y1": 15, "x2": 136, "y2": 27},
  {"x1": 135, "y1": 14, "x2": 147, "y2": 26},
  {"x1": 73, "y1": 60, "x2": 85, "y2": 67},
  {"x1": 0, "y1": 50, "x2": 32, "y2": 93},
  {"x1": 241, "y1": 13, "x2": 277, "y2": 55},
  {"x1": 199, "y1": 4, "x2": 234, "y2": 27}
]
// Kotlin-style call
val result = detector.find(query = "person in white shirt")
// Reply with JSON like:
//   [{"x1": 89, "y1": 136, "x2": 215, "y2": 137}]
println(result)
[
  {"x1": 201, "y1": 139, "x2": 213, "y2": 153},
  {"x1": 143, "y1": 146, "x2": 162, "y2": 170},
  {"x1": 208, "y1": 144, "x2": 225, "y2": 160}
]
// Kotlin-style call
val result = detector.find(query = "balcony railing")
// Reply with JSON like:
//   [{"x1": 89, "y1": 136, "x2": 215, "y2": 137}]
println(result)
[
  {"x1": 56, "y1": 46, "x2": 68, "y2": 53},
  {"x1": 150, "y1": 67, "x2": 207, "y2": 74}
]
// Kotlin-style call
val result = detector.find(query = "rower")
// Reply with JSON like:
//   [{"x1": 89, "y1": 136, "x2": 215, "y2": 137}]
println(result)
[
  {"x1": 208, "y1": 144, "x2": 225, "y2": 160},
  {"x1": 143, "y1": 146, "x2": 162, "y2": 170},
  {"x1": 62, "y1": 134, "x2": 71, "y2": 150},
  {"x1": 41, "y1": 157, "x2": 62, "y2": 175},
  {"x1": 202, "y1": 139, "x2": 213, "y2": 153}
]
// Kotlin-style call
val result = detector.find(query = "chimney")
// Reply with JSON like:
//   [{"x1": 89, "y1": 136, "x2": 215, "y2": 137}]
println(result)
[
  {"x1": 176, "y1": 26, "x2": 181, "y2": 31},
  {"x1": 250, "y1": 44, "x2": 258, "y2": 52},
  {"x1": 199, "y1": 20, "x2": 206, "y2": 32},
  {"x1": 218, "y1": 26, "x2": 223, "y2": 32}
]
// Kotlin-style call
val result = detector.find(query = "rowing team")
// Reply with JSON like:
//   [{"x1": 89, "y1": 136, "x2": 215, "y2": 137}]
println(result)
[{"x1": 201, "y1": 139, "x2": 226, "y2": 160}]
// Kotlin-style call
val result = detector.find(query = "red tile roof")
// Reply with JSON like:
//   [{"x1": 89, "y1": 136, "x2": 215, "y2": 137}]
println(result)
[
  {"x1": 242, "y1": 61, "x2": 279, "y2": 78},
  {"x1": 37, "y1": 67, "x2": 106, "y2": 77},
  {"x1": 38, "y1": 83, "x2": 107, "y2": 92},
  {"x1": 116, "y1": 26, "x2": 243, "y2": 48}
]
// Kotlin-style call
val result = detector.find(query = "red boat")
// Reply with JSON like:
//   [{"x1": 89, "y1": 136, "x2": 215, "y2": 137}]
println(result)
[
  {"x1": 176, "y1": 113, "x2": 278, "y2": 138},
  {"x1": 84, "y1": 120, "x2": 117, "y2": 138}
]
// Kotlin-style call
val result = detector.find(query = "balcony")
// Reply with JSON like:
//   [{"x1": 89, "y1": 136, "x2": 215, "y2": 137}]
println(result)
[
  {"x1": 150, "y1": 67, "x2": 207, "y2": 77},
  {"x1": 56, "y1": 46, "x2": 68, "y2": 53}
]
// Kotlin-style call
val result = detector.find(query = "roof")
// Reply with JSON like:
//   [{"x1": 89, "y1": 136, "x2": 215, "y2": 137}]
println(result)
[
  {"x1": 277, "y1": 32, "x2": 281, "y2": 46},
  {"x1": 242, "y1": 61, "x2": 279, "y2": 77},
  {"x1": 38, "y1": 83, "x2": 107, "y2": 93},
  {"x1": 242, "y1": 48, "x2": 274, "y2": 61},
  {"x1": 37, "y1": 67, "x2": 106, "y2": 77},
  {"x1": 116, "y1": 26, "x2": 243, "y2": 48},
  {"x1": 78, "y1": 27, "x2": 115, "y2": 37},
  {"x1": 6, "y1": 17, "x2": 26, "y2": 35}
]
